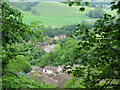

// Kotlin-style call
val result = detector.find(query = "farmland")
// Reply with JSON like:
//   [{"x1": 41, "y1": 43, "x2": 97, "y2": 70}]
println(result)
[{"x1": 20, "y1": 1, "x2": 116, "y2": 27}]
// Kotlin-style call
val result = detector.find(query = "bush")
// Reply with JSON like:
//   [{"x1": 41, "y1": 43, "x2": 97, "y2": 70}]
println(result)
[
  {"x1": 64, "y1": 77, "x2": 85, "y2": 88},
  {"x1": 23, "y1": 62, "x2": 32, "y2": 73}
]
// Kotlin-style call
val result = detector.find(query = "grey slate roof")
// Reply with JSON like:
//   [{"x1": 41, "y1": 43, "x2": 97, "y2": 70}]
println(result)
[
  {"x1": 45, "y1": 76, "x2": 58, "y2": 86},
  {"x1": 53, "y1": 73, "x2": 70, "y2": 81},
  {"x1": 32, "y1": 66, "x2": 40, "y2": 71},
  {"x1": 59, "y1": 65, "x2": 65, "y2": 69},
  {"x1": 53, "y1": 73, "x2": 70, "y2": 88}
]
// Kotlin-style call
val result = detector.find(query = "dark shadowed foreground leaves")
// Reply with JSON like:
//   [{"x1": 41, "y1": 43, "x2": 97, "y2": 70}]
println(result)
[{"x1": 70, "y1": 1, "x2": 120, "y2": 89}]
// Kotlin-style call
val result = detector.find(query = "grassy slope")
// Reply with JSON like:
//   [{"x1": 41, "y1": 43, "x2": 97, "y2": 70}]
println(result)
[
  {"x1": 22, "y1": 1, "x2": 92, "y2": 27},
  {"x1": 22, "y1": 1, "x2": 116, "y2": 27}
]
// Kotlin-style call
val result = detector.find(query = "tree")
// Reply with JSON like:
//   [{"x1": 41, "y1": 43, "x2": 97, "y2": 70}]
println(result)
[
  {"x1": 1, "y1": 2, "x2": 50, "y2": 88},
  {"x1": 1, "y1": 2, "x2": 43, "y2": 69},
  {"x1": 69, "y1": 1, "x2": 120, "y2": 89},
  {"x1": 23, "y1": 62, "x2": 32, "y2": 73},
  {"x1": 87, "y1": 8, "x2": 105, "y2": 18},
  {"x1": 64, "y1": 77, "x2": 85, "y2": 88},
  {"x1": 2, "y1": 2, "x2": 30, "y2": 70},
  {"x1": 5, "y1": 55, "x2": 32, "y2": 73},
  {"x1": 2, "y1": 2, "x2": 28, "y2": 46}
]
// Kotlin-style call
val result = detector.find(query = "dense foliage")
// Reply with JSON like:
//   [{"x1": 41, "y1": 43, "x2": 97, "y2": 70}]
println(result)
[
  {"x1": 68, "y1": 1, "x2": 120, "y2": 89},
  {"x1": 1, "y1": 2, "x2": 54, "y2": 88},
  {"x1": 2, "y1": 2, "x2": 30, "y2": 69},
  {"x1": 9, "y1": 2, "x2": 39, "y2": 11},
  {"x1": 33, "y1": 24, "x2": 76, "y2": 38},
  {"x1": 64, "y1": 77, "x2": 85, "y2": 88},
  {"x1": 31, "y1": 38, "x2": 79, "y2": 67},
  {"x1": 88, "y1": 2, "x2": 111, "y2": 8}
]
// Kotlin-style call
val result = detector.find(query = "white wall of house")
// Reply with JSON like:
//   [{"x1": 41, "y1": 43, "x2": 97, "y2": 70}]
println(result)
[
  {"x1": 57, "y1": 66, "x2": 63, "y2": 73},
  {"x1": 46, "y1": 70, "x2": 53, "y2": 74},
  {"x1": 43, "y1": 69, "x2": 53, "y2": 74}
]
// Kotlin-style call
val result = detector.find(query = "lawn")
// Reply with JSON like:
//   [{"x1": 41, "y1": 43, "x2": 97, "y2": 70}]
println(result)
[{"x1": 23, "y1": 14, "x2": 91, "y2": 27}]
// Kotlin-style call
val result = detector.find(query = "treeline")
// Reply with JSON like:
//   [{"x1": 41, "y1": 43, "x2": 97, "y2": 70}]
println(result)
[
  {"x1": 64, "y1": 2, "x2": 111, "y2": 8},
  {"x1": 40, "y1": 24, "x2": 76, "y2": 38},
  {"x1": 34, "y1": 21, "x2": 94, "y2": 38},
  {"x1": 86, "y1": 8, "x2": 105, "y2": 18},
  {"x1": 88, "y1": 2, "x2": 111, "y2": 8},
  {"x1": 9, "y1": 2, "x2": 111, "y2": 12},
  {"x1": 8, "y1": 2, "x2": 39, "y2": 11}
]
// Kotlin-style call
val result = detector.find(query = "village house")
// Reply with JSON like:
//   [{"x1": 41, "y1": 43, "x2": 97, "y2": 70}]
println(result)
[
  {"x1": 32, "y1": 66, "x2": 40, "y2": 71},
  {"x1": 45, "y1": 76, "x2": 59, "y2": 87},
  {"x1": 53, "y1": 73, "x2": 70, "y2": 88},
  {"x1": 27, "y1": 71, "x2": 46, "y2": 83},
  {"x1": 26, "y1": 65, "x2": 75, "y2": 87},
  {"x1": 73, "y1": 64, "x2": 80, "y2": 67},
  {"x1": 62, "y1": 65, "x2": 72, "y2": 74},
  {"x1": 32, "y1": 66, "x2": 43, "y2": 74},
  {"x1": 34, "y1": 75, "x2": 46, "y2": 83},
  {"x1": 54, "y1": 35, "x2": 66, "y2": 40},
  {"x1": 57, "y1": 65, "x2": 65, "y2": 73},
  {"x1": 37, "y1": 68, "x2": 43, "y2": 75},
  {"x1": 43, "y1": 44, "x2": 54, "y2": 53},
  {"x1": 43, "y1": 66, "x2": 58, "y2": 75},
  {"x1": 36, "y1": 42, "x2": 46, "y2": 47}
]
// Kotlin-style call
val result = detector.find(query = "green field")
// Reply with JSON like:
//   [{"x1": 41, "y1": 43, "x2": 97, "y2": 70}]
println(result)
[{"x1": 22, "y1": 1, "x2": 116, "y2": 27}]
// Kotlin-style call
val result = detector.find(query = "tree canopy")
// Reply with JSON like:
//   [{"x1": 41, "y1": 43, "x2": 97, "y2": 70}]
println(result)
[
  {"x1": 68, "y1": 1, "x2": 120, "y2": 89},
  {"x1": 1, "y1": 2, "x2": 53, "y2": 88}
]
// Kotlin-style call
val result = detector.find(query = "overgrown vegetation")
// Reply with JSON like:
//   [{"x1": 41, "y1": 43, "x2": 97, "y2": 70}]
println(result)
[
  {"x1": 1, "y1": 2, "x2": 54, "y2": 88},
  {"x1": 32, "y1": 38, "x2": 79, "y2": 67},
  {"x1": 66, "y1": 1, "x2": 120, "y2": 89},
  {"x1": 9, "y1": 2, "x2": 39, "y2": 11}
]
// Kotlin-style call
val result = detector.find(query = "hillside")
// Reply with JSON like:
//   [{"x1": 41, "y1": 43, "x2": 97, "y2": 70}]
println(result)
[
  {"x1": 22, "y1": 1, "x2": 116, "y2": 27},
  {"x1": 22, "y1": 1, "x2": 92, "y2": 27},
  {"x1": 31, "y1": 1, "x2": 84, "y2": 16}
]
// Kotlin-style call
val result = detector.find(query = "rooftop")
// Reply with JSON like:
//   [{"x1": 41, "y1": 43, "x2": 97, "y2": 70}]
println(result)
[{"x1": 44, "y1": 66, "x2": 57, "y2": 70}]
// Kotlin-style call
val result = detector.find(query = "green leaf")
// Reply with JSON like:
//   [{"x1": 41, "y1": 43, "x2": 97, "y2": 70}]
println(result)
[
  {"x1": 110, "y1": 2, "x2": 116, "y2": 4},
  {"x1": 111, "y1": 5, "x2": 118, "y2": 10},
  {"x1": 68, "y1": 2, "x2": 74, "y2": 7},
  {"x1": 85, "y1": 2, "x2": 89, "y2": 6},
  {"x1": 79, "y1": 7, "x2": 85, "y2": 12},
  {"x1": 76, "y1": 24, "x2": 80, "y2": 27},
  {"x1": 69, "y1": 4, "x2": 72, "y2": 7},
  {"x1": 75, "y1": 2, "x2": 81, "y2": 6}
]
